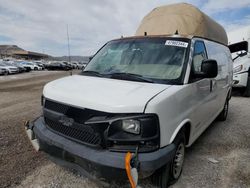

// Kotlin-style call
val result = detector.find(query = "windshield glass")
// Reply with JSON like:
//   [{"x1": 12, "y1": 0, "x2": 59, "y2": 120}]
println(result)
[{"x1": 84, "y1": 38, "x2": 189, "y2": 84}]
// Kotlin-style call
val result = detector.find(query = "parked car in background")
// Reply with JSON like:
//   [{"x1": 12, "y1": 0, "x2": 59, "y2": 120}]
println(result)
[
  {"x1": 0, "y1": 62, "x2": 19, "y2": 74},
  {"x1": 34, "y1": 61, "x2": 45, "y2": 70},
  {"x1": 7, "y1": 61, "x2": 27, "y2": 73},
  {"x1": 67, "y1": 62, "x2": 77, "y2": 69},
  {"x1": 46, "y1": 62, "x2": 72, "y2": 71},
  {"x1": 14, "y1": 61, "x2": 31, "y2": 72},
  {"x1": 0, "y1": 67, "x2": 8, "y2": 75},
  {"x1": 80, "y1": 62, "x2": 88, "y2": 70},
  {"x1": 75, "y1": 61, "x2": 87, "y2": 69},
  {"x1": 19, "y1": 61, "x2": 41, "y2": 71},
  {"x1": 62, "y1": 62, "x2": 73, "y2": 70},
  {"x1": 70, "y1": 61, "x2": 84, "y2": 69}
]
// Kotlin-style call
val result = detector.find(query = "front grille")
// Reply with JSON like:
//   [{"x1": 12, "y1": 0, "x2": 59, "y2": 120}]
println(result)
[
  {"x1": 45, "y1": 100, "x2": 70, "y2": 114},
  {"x1": 45, "y1": 118, "x2": 102, "y2": 146},
  {"x1": 44, "y1": 99, "x2": 110, "y2": 147},
  {"x1": 44, "y1": 100, "x2": 108, "y2": 124}
]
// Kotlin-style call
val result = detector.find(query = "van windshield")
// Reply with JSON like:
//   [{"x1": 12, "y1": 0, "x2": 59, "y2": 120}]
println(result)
[{"x1": 83, "y1": 38, "x2": 189, "y2": 84}]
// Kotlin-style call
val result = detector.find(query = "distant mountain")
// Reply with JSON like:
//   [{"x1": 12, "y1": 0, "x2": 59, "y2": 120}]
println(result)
[{"x1": 49, "y1": 56, "x2": 91, "y2": 63}]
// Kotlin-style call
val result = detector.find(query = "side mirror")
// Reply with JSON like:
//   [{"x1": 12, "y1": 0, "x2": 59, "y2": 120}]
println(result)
[
  {"x1": 201, "y1": 59, "x2": 218, "y2": 78},
  {"x1": 194, "y1": 59, "x2": 218, "y2": 78}
]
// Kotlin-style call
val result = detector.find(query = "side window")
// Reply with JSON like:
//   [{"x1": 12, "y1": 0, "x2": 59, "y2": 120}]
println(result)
[{"x1": 192, "y1": 41, "x2": 207, "y2": 73}]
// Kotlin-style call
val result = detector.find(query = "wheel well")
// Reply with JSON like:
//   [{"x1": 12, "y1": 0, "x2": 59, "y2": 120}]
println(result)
[{"x1": 179, "y1": 123, "x2": 191, "y2": 145}]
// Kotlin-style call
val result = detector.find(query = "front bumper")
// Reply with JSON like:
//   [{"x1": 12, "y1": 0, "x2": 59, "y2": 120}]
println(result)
[
  {"x1": 9, "y1": 70, "x2": 19, "y2": 74},
  {"x1": 0, "y1": 70, "x2": 7, "y2": 75},
  {"x1": 26, "y1": 117, "x2": 175, "y2": 181},
  {"x1": 233, "y1": 72, "x2": 248, "y2": 87}
]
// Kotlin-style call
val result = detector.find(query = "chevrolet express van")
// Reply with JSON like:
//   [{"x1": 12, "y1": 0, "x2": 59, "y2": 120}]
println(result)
[{"x1": 26, "y1": 3, "x2": 233, "y2": 187}]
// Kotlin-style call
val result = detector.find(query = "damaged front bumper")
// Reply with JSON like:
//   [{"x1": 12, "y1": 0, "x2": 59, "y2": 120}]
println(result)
[{"x1": 25, "y1": 116, "x2": 175, "y2": 181}]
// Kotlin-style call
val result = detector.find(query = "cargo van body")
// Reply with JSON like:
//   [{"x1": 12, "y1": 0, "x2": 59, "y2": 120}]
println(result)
[
  {"x1": 25, "y1": 3, "x2": 233, "y2": 187},
  {"x1": 26, "y1": 35, "x2": 232, "y2": 182}
]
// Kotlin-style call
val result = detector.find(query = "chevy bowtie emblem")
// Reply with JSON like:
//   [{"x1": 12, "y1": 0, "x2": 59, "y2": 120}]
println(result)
[{"x1": 59, "y1": 116, "x2": 74, "y2": 127}]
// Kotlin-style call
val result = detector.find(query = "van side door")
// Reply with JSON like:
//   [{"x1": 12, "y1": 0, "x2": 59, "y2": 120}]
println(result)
[
  {"x1": 205, "y1": 40, "x2": 232, "y2": 113},
  {"x1": 189, "y1": 40, "x2": 216, "y2": 139}
]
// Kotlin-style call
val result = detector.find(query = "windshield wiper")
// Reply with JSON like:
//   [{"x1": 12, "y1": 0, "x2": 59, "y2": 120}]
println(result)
[
  {"x1": 106, "y1": 72, "x2": 155, "y2": 83},
  {"x1": 81, "y1": 70, "x2": 103, "y2": 77}
]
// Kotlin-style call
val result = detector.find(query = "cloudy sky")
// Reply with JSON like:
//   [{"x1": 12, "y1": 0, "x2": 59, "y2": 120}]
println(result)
[{"x1": 0, "y1": 0, "x2": 250, "y2": 56}]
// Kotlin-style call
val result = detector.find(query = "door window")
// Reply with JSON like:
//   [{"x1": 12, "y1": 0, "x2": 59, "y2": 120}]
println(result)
[{"x1": 192, "y1": 41, "x2": 207, "y2": 73}]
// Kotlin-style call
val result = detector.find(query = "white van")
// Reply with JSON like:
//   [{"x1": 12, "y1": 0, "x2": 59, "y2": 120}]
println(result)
[
  {"x1": 25, "y1": 3, "x2": 233, "y2": 187},
  {"x1": 228, "y1": 26, "x2": 250, "y2": 97}
]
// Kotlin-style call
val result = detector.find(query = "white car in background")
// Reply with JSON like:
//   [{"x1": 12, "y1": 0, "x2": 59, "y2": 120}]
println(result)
[
  {"x1": 0, "y1": 67, "x2": 8, "y2": 75},
  {"x1": 19, "y1": 61, "x2": 42, "y2": 70},
  {"x1": 71, "y1": 61, "x2": 86, "y2": 69},
  {"x1": 0, "y1": 62, "x2": 19, "y2": 74}
]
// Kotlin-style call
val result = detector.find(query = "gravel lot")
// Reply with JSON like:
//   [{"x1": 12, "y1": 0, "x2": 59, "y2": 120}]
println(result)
[{"x1": 0, "y1": 71, "x2": 249, "y2": 188}]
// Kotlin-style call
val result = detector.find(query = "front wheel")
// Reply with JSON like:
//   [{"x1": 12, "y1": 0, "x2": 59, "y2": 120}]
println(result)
[{"x1": 152, "y1": 131, "x2": 185, "y2": 187}]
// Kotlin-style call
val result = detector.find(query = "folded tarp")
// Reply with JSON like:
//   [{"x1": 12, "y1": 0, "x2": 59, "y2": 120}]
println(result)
[{"x1": 135, "y1": 3, "x2": 228, "y2": 45}]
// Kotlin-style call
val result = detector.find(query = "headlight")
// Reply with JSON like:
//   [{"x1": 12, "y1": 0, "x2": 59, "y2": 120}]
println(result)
[
  {"x1": 122, "y1": 119, "x2": 140, "y2": 134},
  {"x1": 233, "y1": 65, "x2": 243, "y2": 73},
  {"x1": 107, "y1": 114, "x2": 160, "y2": 152}
]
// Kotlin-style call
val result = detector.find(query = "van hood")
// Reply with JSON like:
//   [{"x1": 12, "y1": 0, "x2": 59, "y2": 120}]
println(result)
[{"x1": 43, "y1": 75, "x2": 171, "y2": 113}]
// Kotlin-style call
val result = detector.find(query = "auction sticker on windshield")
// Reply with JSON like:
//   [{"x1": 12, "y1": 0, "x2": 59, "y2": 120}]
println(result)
[{"x1": 165, "y1": 40, "x2": 188, "y2": 48}]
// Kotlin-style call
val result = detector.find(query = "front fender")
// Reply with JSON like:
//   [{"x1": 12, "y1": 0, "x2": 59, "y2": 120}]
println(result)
[{"x1": 169, "y1": 119, "x2": 191, "y2": 144}]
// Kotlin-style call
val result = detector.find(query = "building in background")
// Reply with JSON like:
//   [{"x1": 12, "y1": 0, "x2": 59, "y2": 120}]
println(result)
[{"x1": 0, "y1": 45, "x2": 48, "y2": 60}]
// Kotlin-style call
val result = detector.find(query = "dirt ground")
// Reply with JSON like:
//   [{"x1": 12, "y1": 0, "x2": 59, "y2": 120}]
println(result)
[{"x1": 0, "y1": 71, "x2": 249, "y2": 188}]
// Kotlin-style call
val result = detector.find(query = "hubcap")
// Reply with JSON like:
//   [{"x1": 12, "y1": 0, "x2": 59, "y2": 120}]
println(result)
[{"x1": 172, "y1": 143, "x2": 185, "y2": 179}]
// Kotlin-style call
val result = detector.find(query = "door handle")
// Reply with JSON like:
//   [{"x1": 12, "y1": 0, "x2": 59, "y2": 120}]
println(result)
[
  {"x1": 210, "y1": 80, "x2": 216, "y2": 92},
  {"x1": 210, "y1": 80, "x2": 212, "y2": 92}
]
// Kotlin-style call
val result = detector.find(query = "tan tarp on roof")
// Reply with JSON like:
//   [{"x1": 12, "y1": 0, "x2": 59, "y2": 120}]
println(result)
[{"x1": 135, "y1": 3, "x2": 228, "y2": 45}]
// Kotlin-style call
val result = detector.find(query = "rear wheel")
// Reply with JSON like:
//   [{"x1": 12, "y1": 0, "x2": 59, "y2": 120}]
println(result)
[
  {"x1": 152, "y1": 131, "x2": 185, "y2": 187},
  {"x1": 242, "y1": 76, "x2": 250, "y2": 97}
]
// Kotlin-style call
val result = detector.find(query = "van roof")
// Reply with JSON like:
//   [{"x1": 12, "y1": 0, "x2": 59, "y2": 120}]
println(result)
[{"x1": 135, "y1": 3, "x2": 228, "y2": 45}]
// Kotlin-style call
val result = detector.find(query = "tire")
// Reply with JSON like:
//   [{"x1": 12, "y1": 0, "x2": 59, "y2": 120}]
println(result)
[
  {"x1": 152, "y1": 131, "x2": 185, "y2": 187},
  {"x1": 34, "y1": 67, "x2": 38, "y2": 71},
  {"x1": 242, "y1": 76, "x2": 250, "y2": 97},
  {"x1": 217, "y1": 99, "x2": 229, "y2": 121}
]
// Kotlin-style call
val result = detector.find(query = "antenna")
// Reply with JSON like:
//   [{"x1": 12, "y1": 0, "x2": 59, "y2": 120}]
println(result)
[
  {"x1": 67, "y1": 24, "x2": 71, "y2": 63},
  {"x1": 67, "y1": 24, "x2": 72, "y2": 76},
  {"x1": 175, "y1": 30, "x2": 179, "y2": 35}
]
